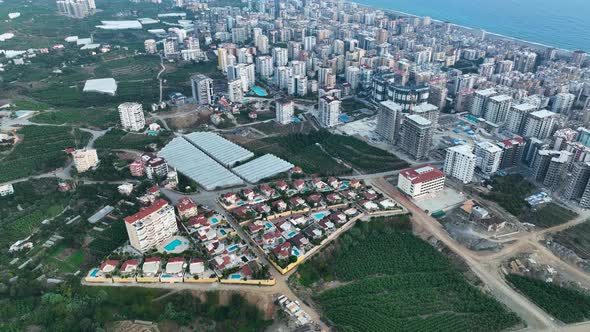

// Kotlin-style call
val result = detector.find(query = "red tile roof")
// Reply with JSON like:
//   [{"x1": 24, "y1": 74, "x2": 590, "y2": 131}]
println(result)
[
  {"x1": 168, "y1": 257, "x2": 185, "y2": 263},
  {"x1": 100, "y1": 260, "x2": 119, "y2": 271},
  {"x1": 400, "y1": 164, "x2": 445, "y2": 184},
  {"x1": 176, "y1": 197, "x2": 197, "y2": 211},
  {"x1": 124, "y1": 199, "x2": 169, "y2": 224},
  {"x1": 120, "y1": 259, "x2": 139, "y2": 272},
  {"x1": 144, "y1": 256, "x2": 161, "y2": 263}
]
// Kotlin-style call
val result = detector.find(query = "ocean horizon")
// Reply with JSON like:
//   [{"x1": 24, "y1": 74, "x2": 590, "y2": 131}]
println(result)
[{"x1": 355, "y1": 0, "x2": 590, "y2": 52}]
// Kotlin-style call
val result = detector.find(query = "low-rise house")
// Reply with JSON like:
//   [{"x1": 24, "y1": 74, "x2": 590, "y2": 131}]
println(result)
[
  {"x1": 120, "y1": 259, "x2": 140, "y2": 274},
  {"x1": 242, "y1": 189, "x2": 256, "y2": 201},
  {"x1": 344, "y1": 207, "x2": 359, "y2": 216},
  {"x1": 362, "y1": 191, "x2": 378, "y2": 200},
  {"x1": 318, "y1": 219, "x2": 335, "y2": 230},
  {"x1": 304, "y1": 225, "x2": 323, "y2": 240},
  {"x1": 360, "y1": 200, "x2": 379, "y2": 210},
  {"x1": 329, "y1": 212, "x2": 347, "y2": 224},
  {"x1": 341, "y1": 190, "x2": 357, "y2": 200},
  {"x1": 255, "y1": 204, "x2": 271, "y2": 214},
  {"x1": 99, "y1": 260, "x2": 119, "y2": 274},
  {"x1": 142, "y1": 257, "x2": 161, "y2": 276},
  {"x1": 234, "y1": 206, "x2": 256, "y2": 220},
  {"x1": 222, "y1": 192, "x2": 238, "y2": 205},
  {"x1": 205, "y1": 240, "x2": 224, "y2": 256},
  {"x1": 117, "y1": 183, "x2": 134, "y2": 196},
  {"x1": 248, "y1": 222, "x2": 265, "y2": 233},
  {"x1": 189, "y1": 258, "x2": 205, "y2": 275},
  {"x1": 290, "y1": 215, "x2": 307, "y2": 226},
  {"x1": 290, "y1": 233, "x2": 310, "y2": 249},
  {"x1": 197, "y1": 227, "x2": 218, "y2": 242},
  {"x1": 0, "y1": 183, "x2": 15, "y2": 196},
  {"x1": 213, "y1": 254, "x2": 238, "y2": 271},
  {"x1": 272, "y1": 199, "x2": 287, "y2": 212},
  {"x1": 188, "y1": 215, "x2": 209, "y2": 228},
  {"x1": 328, "y1": 177, "x2": 340, "y2": 189},
  {"x1": 129, "y1": 159, "x2": 144, "y2": 177},
  {"x1": 293, "y1": 179, "x2": 306, "y2": 191},
  {"x1": 176, "y1": 197, "x2": 198, "y2": 219},
  {"x1": 260, "y1": 184, "x2": 275, "y2": 197},
  {"x1": 326, "y1": 193, "x2": 342, "y2": 204},
  {"x1": 378, "y1": 198, "x2": 397, "y2": 210},
  {"x1": 273, "y1": 242, "x2": 292, "y2": 260},
  {"x1": 312, "y1": 178, "x2": 327, "y2": 190},
  {"x1": 289, "y1": 197, "x2": 306, "y2": 208},
  {"x1": 306, "y1": 194, "x2": 323, "y2": 207},
  {"x1": 261, "y1": 230, "x2": 282, "y2": 247},
  {"x1": 350, "y1": 179, "x2": 362, "y2": 189},
  {"x1": 165, "y1": 257, "x2": 185, "y2": 275},
  {"x1": 275, "y1": 180, "x2": 289, "y2": 192}
]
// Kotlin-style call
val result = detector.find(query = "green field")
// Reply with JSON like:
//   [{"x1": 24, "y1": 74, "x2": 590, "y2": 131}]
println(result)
[
  {"x1": 483, "y1": 175, "x2": 577, "y2": 227},
  {"x1": 30, "y1": 108, "x2": 119, "y2": 129},
  {"x1": 0, "y1": 125, "x2": 91, "y2": 182},
  {"x1": 94, "y1": 128, "x2": 172, "y2": 151},
  {"x1": 245, "y1": 130, "x2": 406, "y2": 175},
  {"x1": 0, "y1": 286, "x2": 271, "y2": 331},
  {"x1": 520, "y1": 202, "x2": 578, "y2": 228},
  {"x1": 507, "y1": 274, "x2": 590, "y2": 323},
  {"x1": 293, "y1": 219, "x2": 520, "y2": 332},
  {"x1": 553, "y1": 222, "x2": 590, "y2": 260},
  {"x1": 88, "y1": 220, "x2": 129, "y2": 256}
]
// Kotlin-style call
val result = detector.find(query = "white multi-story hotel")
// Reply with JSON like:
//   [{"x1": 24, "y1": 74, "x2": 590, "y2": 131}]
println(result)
[
  {"x1": 474, "y1": 141, "x2": 503, "y2": 175},
  {"x1": 444, "y1": 144, "x2": 476, "y2": 184},
  {"x1": 397, "y1": 164, "x2": 445, "y2": 199},
  {"x1": 318, "y1": 95, "x2": 341, "y2": 128},
  {"x1": 118, "y1": 102, "x2": 145, "y2": 132},
  {"x1": 276, "y1": 98, "x2": 294, "y2": 125},
  {"x1": 190, "y1": 74, "x2": 214, "y2": 105},
  {"x1": 72, "y1": 148, "x2": 99, "y2": 173},
  {"x1": 124, "y1": 199, "x2": 178, "y2": 253}
]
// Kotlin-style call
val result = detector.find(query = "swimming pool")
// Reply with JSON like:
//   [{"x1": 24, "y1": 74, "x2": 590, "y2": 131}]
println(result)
[
  {"x1": 293, "y1": 248, "x2": 301, "y2": 256},
  {"x1": 161, "y1": 274, "x2": 171, "y2": 278},
  {"x1": 339, "y1": 114, "x2": 351, "y2": 122},
  {"x1": 164, "y1": 239, "x2": 186, "y2": 251},
  {"x1": 210, "y1": 217, "x2": 220, "y2": 224},
  {"x1": 251, "y1": 86, "x2": 268, "y2": 97},
  {"x1": 89, "y1": 268, "x2": 99, "y2": 277},
  {"x1": 265, "y1": 222, "x2": 273, "y2": 229},
  {"x1": 230, "y1": 273, "x2": 242, "y2": 279},
  {"x1": 313, "y1": 212, "x2": 329, "y2": 220},
  {"x1": 292, "y1": 117, "x2": 301, "y2": 123},
  {"x1": 227, "y1": 244, "x2": 238, "y2": 252},
  {"x1": 219, "y1": 229, "x2": 227, "y2": 236},
  {"x1": 287, "y1": 231, "x2": 297, "y2": 238}
]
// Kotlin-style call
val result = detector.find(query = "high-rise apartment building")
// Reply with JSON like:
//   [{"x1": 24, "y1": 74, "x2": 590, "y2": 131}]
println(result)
[
  {"x1": 376, "y1": 101, "x2": 402, "y2": 144},
  {"x1": 444, "y1": 144, "x2": 476, "y2": 184},
  {"x1": 505, "y1": 103, "x2": 536, "y2": 134},
  {"x1": 118, "y1": 102, "x2": 145, "y2": 132},
  {"x1": 318, "y1": 95, "x2": 341, "y2": 128},
  {"x1": 474, "y1": 141, "x2": 503, "y2": 175},
  {"x1": 522, "y1": 110, "x2": 558, "y2": 139},
  {"x1": 276, "y1": 98, "x2": 294, "y2": 125},
  {"x1": 399, "y1": 114, "x2": 433, "y2": 160},
  {"x1": 483, "y1": 94, "x2": 512, "y2": 124},
  {"x1": 124, "y1": 199, "x2": 178, "y2": 253},
  {"x1": 190, "y1": 74, "x2": 214, "y2": 105}
]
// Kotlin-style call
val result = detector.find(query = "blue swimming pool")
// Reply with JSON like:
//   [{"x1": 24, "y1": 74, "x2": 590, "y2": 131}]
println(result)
[
  {"x1": 164, "y1": 239, "x2": 183, "y2": 251},
  {"x1": 227, "y1": 244, "x2": 238, "y2": 252},
  {"x1": 265, "y1": 222, "x2": 273, "y2": 229},
  {"x1": 89, "y1": 269, "x2": 99, "y2": 277},
  {"x1": 287, "y1": 231, "x2": 297, "y2": 238},
  {"x1": 230, "y1": 274, "x2": 242, "y2": 279},
  {"x1": 340, "y1": 114, "x2": 351, "y2": 122},
  {"x1": 292, "y1": 117, "x2": 301, "y2": 123},
  {"x1": 210, "y1": 217, "x2": 220, "y2": 224},
  {"x1": 314, "y1": 212, "x2": 328, "y2": 220},
  {"x1": 220, "y1": 229, "x2": 227, "y2": 236},
  {"x1": 293, "y1": 248, "x2": 301, "y2": 256},
  {"x1": 251, "y1": 86, "x2": 268, "y2": 97},
  {"x1": 161, "y1": 274, "x2": 171, "y2": 278}
]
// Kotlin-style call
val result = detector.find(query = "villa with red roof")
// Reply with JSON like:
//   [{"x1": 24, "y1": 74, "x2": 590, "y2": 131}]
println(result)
[
  {"x1": 176, "y1": 197, "x2": 198, "y2": 219},
  {"x1": 397, "y1": 164, "x2": 446, "y2": 199},
  {"x1": 99, "y1": 260, "x2": 119, "y2": 273},
  {"x1": 120, "y1": 259, "x2": 140, "y2": 274}
]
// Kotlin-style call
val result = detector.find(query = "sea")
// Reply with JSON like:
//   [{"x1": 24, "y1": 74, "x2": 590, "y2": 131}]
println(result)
[{"x1": 355, "y1": 0, "x2": 590, "y2": 52}]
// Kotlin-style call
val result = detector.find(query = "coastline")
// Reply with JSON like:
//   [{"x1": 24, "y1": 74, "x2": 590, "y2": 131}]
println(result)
[{"x1": 350, "y1": 1, "x2": 577, "y2": 55}]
